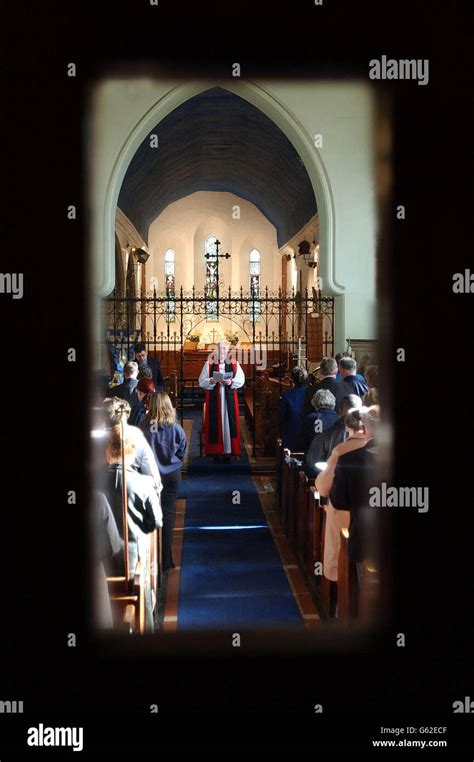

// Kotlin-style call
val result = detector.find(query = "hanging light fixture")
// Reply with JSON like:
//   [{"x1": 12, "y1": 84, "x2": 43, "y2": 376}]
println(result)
[{"x1": 297, "y1": 240, "x2": 318, "y2": 268}]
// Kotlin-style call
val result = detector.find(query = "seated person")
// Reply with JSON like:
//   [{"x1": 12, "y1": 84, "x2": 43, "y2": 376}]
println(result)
[
  {"x1": 279, "y1": 366, "x2": 308, "y2": 452},
  {"x1": 304, "y1": 394, "x2": 362, "y2": 478},
  {"x1": 303, "y1": 388, "x2": 339, "y2": 450}
]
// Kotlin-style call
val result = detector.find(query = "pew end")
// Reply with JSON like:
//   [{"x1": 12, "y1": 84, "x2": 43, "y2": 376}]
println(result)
[{"x1": 107, "y1": 561, "x2": 147, "y2": 634}]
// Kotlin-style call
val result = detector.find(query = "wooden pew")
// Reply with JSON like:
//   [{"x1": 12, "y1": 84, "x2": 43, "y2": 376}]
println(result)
[
  {"x1": 108, "y1": 561, "x2": 146, "y2": 633},
  {"x1": 275, "y1": 438, "x2": 284, "y2": 519},
  {"x1": 307, "y1": 486, "x2": 324, "y2": 585},
  {"x1": 199, "y1": 402, "x2": 206, "y2": 457},
  {"x1": 296, "y1": 470, "x2": 309, "y2": 565},
  {"x1": 120, "y1": 604, "x2": 136, "y2": 634},
  {"x1": 280, "y1": 448, "x2": 292, "y2": 532},
  {"x1": 357, "y1": 558, "x2": 380, "y2": 624},
  {"x1": 286, "y1": 453, "x2": 304, "y2": 544},
  {"x1": 149, "y1": 528, "x2": 162, "y2": 610},
  {"x1": 336, "y1": 528, "x2": 360, "y2": 622},
  {"x1": 319, "y1": 505, "x2": 332, "y2": 613}
]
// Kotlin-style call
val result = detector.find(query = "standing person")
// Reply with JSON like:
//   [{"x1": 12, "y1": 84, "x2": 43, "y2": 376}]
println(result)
[
  {"x1": 330, "y1": 406, "x2": 379, "y2": 569},
  {"x1": 315, "y1": 407, "x2": 368, "y2": 588},
  {"x1": 98, "y1": 397, "x2": 163, "y2": 495},
  {"x1": 129, "y1": 377, "x2": 156, "y2": 426},
  {"x1": 104, "y1": 429, "x2": 163, "y2": 631},
  {"x1": 198, "y1": 341, "x2": 245, "y2": 463},
  {"x1": 133, "y1": 342, "x2": 164, "y2": 389},
  {"x1": 302, "y1": 388, "x2": 339, "y2": 450},
  {"x1": 92, "y1": 490, "x2": 122, "y2": 630},
  {"x1": 279, "y1": 366, "x2": 308, "y2": 453},
  {"x1": 304, "y1": 394, "x2": 362, "y2": 478},
  {"x1": 140, "y1": 392, "x2": 187, "y2": 572},
  {"x1": 339, "y1": 357, "x2": 369, "y2": 398},
  {"x1": 301, "y1": 357, "x2": 350, "y2": 418},
  {"x1": 111, "y1": 361, "x2": 139, "y2": 405}
]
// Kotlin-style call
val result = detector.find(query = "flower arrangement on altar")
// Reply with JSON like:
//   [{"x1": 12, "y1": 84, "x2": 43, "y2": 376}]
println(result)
[
  {"x1": 183, "y1": 331, "x2": 202, "y2": 350},
  {"x1": 224, "y1": 331, "x2": 239, "y2": 346}
]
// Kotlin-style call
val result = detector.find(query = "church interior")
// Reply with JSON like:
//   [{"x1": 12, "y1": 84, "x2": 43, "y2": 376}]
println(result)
[{"x1": 89, "y1": 78, "x2": 386, "y2": 637}]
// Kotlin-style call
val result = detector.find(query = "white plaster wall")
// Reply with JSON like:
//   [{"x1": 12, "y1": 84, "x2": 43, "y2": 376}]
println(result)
[
  {"x1": 88, "y1": 76, "x2": 376, "y2": 356},
  {"x1": 263, "y1": 80, "x2": 376, "y2": 344},
  {"x1": 147, "y1": 191, "x2": 279, "y2": 293},
  {"x1": 143, "y1": 191, "x2": 280, "y2": 343}
]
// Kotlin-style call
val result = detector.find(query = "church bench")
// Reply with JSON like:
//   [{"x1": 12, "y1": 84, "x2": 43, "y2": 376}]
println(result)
[
  {"x1": 357, "y1": 558, "x2": 380, "y2": 624},
  {"x1": 307, "y1": 486, "x2": 324, "y2": 584},
  {"x1": 280, "y1": 448, "x2": 292, "y2": 532},
  {"x1": 149, "y1": 528, "x2": 162, "y2": 609},
  {"x1": 336, "y1": 528, "x2": 359, "y2": 622},
  {"x1": 244, "y1": 386, "x2": 254, "y2": 429},
  {"x1": 275, "y1": 438, "x2": 284, "y2": 518},
  {"x1": 296, "y1": 470, "x2": 310, "y2": 566},
  {"x1": 199, "y1": 402, "x2": 206, "y2": 457},
  {"x1": 107, "y1": 561, "x2": 147, "y2": 634},
  {"x1": 319, "y1": 506, "x2": 331, "y2": 614},
  {"x1": 285, "y1": 452, "x2": 304, "y2": 541},
  {"x1": 121, "y1": 605, "x2": 136, "y2": 634}
]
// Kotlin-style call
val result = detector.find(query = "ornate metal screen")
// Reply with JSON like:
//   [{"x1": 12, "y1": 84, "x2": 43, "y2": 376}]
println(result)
[{"x1": 104, "y1": 286, "x2": 334, "y2": 454}]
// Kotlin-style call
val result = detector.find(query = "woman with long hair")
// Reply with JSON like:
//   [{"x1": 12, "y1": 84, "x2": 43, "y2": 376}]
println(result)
[
  {"x1": 139, "y1": 392, "x2": 187, "y2": 572},
  {"x1": 129, "y1": 377, "x2": 156, "y2": 426}
]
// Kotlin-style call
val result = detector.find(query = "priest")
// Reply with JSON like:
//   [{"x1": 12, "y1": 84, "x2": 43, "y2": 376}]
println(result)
[{"x1": 199, "y1": 340, "x2": 245, "y2": 462}]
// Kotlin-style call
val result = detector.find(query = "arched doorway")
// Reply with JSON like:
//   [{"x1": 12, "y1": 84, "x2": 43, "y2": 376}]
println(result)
[{"x1": 91, "y1": 80, "x2": 345, "y2": 351}]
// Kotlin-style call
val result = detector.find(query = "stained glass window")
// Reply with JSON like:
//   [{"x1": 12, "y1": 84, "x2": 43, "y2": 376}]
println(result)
[
  {"x1": 249, "y1": 248, "x2": 261, "y2": 320},
  {"x1": 205, "y1": 234, "x2": 218, "y2": 321},
  {"x1": 165, "y1": 248, "x2": 175, "y2": 322}
]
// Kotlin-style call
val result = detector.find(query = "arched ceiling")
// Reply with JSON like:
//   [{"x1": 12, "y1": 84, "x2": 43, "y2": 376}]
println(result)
[{"x1": 117, "y1": 87, "x2": 317, "y2": 248}]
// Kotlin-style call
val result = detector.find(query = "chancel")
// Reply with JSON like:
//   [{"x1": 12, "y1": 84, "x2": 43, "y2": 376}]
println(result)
[{"x1": 88, "y1": 78, "x2": 387, "y2": 634}]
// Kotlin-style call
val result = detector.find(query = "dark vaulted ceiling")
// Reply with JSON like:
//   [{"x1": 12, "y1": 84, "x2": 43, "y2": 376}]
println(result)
[{"x1": 118, "y1": 87, "x2": 317, "y2": 248}]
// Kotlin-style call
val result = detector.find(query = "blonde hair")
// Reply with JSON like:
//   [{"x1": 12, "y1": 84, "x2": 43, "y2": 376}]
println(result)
[
  {"x1": 106, "y1": 425, "x2": 135, "y2": 463},
  {"x1": 145, "y1": 391, "x2": 176, "y2": 428}
]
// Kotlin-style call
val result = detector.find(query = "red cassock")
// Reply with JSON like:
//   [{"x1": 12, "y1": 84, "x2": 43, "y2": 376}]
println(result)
[{"x1": 203, "y1": 359, "x2": 241, "y2": 456}]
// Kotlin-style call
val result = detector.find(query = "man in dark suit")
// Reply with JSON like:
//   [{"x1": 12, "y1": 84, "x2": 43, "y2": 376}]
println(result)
[
  {"x1": 111, "y1": 361, "x2": 139, "y2": 405},
  {"x1": 330, "y1": 407, "x2": 378, "y2": 564},
  {"x1": 304, "y1": 393, "x2": 362, "y2": 478},
  {"x1": 339, "y1": 356, "x2": 369, "y2": 398},
  {"x1": 133, "y1": 342, "x2": 164, "y2": 390},
  {"x1": 301, "y1": 357, "x2": 351, "y2": 419}
]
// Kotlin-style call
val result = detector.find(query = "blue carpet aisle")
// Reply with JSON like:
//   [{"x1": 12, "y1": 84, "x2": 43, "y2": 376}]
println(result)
[{"x1": 176, "y1": 408, "x2": 303, "y2": 630}]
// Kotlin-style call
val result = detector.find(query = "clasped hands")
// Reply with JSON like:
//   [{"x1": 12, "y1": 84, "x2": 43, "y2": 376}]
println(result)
[{"x1": 210, "y1": 378, "x2": 232, "y2": 386}]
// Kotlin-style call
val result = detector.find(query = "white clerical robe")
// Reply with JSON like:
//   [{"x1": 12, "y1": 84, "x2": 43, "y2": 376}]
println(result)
[{"x1": 198, "y1": 360, "x2": 245, "y2": 453}]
